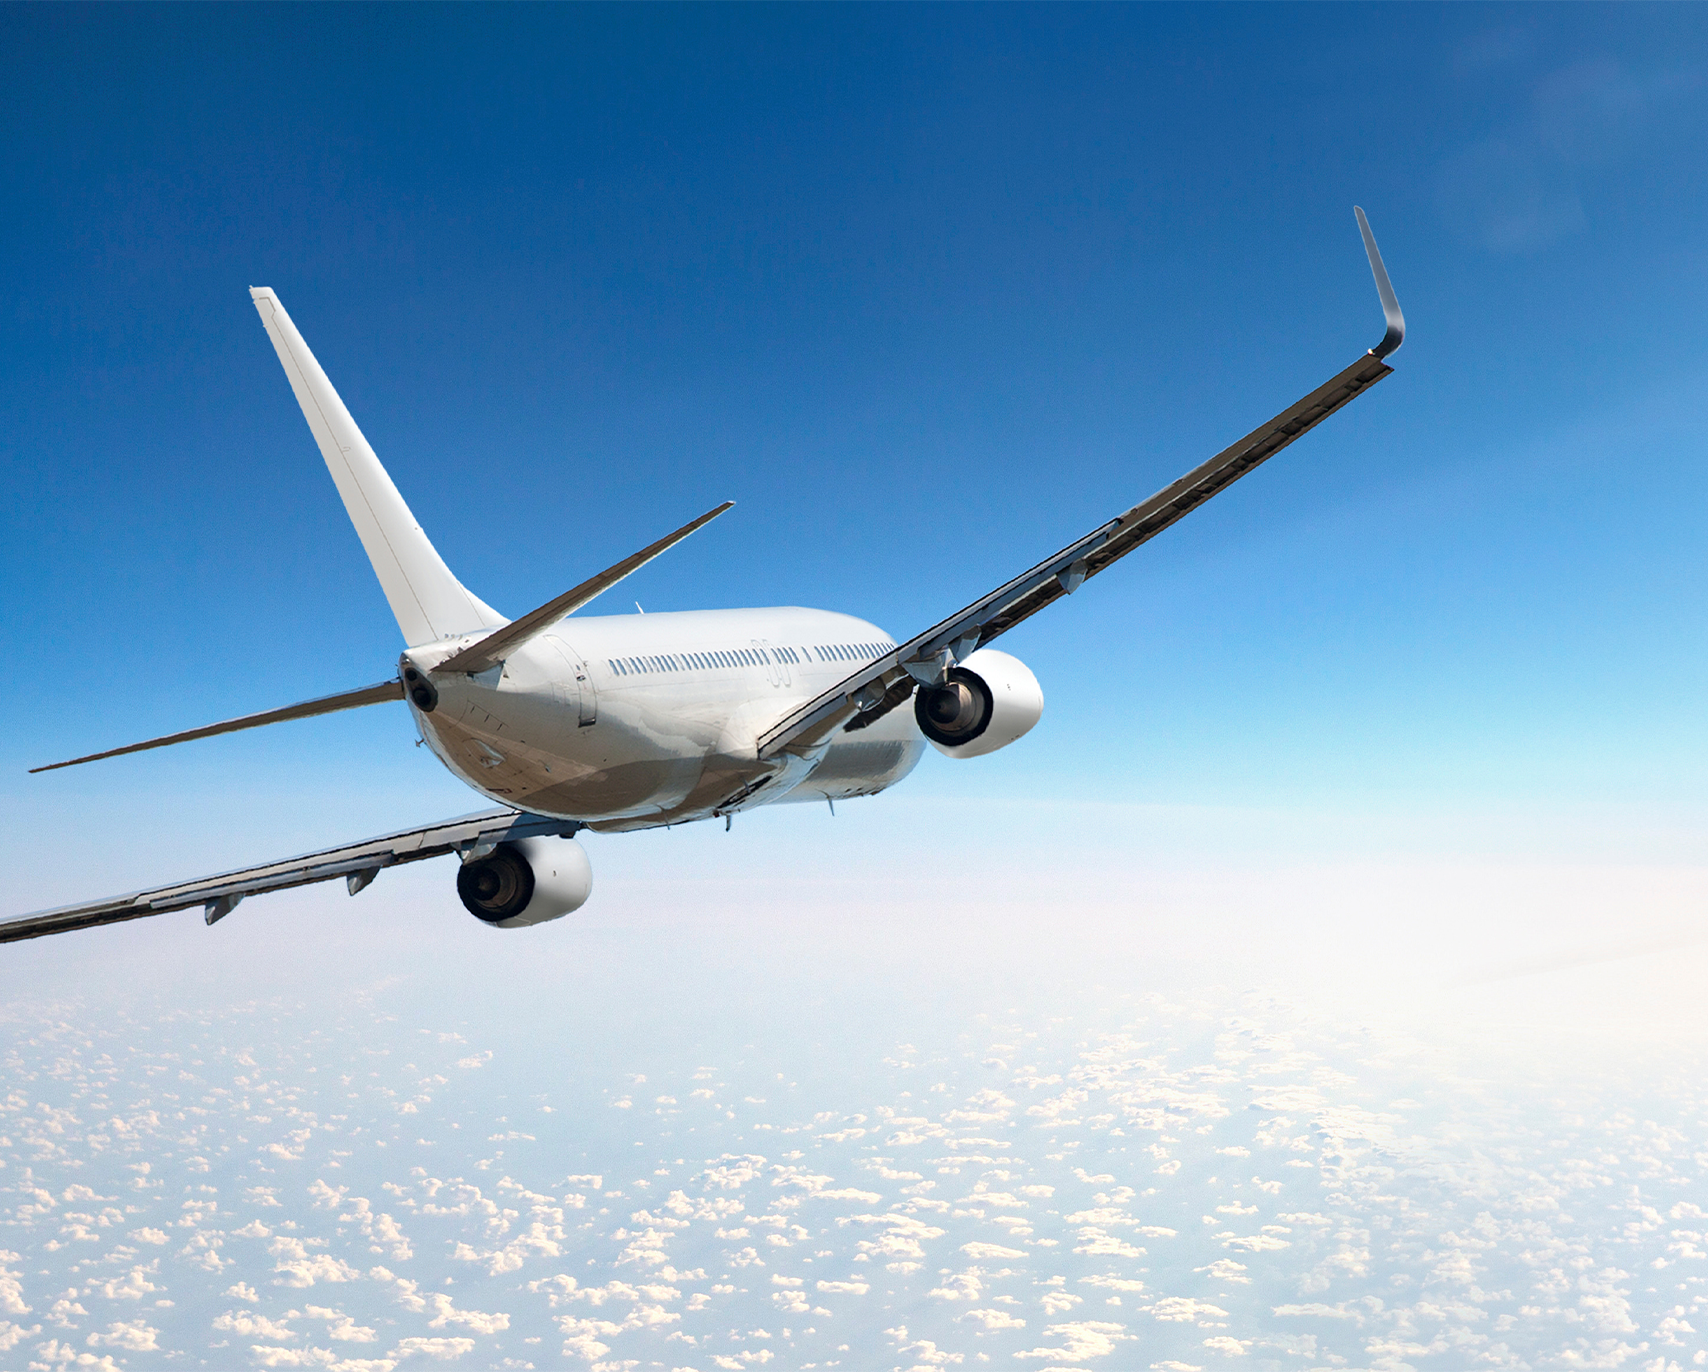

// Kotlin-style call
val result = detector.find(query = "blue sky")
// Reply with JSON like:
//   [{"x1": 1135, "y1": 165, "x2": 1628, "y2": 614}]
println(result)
[
  {"x1": 7, "y1": 5, "x2": 1708, "y2": 910},
  {"x1": 13, "y1": 14, "x2": 1708, "y2": 1368}
]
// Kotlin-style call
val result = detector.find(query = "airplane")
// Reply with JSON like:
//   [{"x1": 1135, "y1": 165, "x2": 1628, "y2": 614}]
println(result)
[{"x1": 3, "y1": 209, "x2": 1406, "y2": 944}]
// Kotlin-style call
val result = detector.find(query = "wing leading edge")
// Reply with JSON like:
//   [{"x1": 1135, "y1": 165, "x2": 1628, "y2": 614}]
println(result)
[
  {"x1": 0, "y1": 810, "x2": 581, "y2": 944},
  {"x1": 756, "y1": 208, "x2": 1407, "y2": 761}
]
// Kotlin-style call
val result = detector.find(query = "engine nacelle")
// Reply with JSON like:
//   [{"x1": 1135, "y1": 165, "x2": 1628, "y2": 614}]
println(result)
[
  {"x1": 456, "y1": 836, "x2": 593, "y2": 928},
  {"x1": 913, "y1": 647, "x2": 1044, "y2": 759}
]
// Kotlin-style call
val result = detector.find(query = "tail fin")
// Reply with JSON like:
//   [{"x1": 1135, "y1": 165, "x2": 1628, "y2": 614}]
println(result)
[{"x1": 249, "y1": 288, "x2": 505, "y2": 647}]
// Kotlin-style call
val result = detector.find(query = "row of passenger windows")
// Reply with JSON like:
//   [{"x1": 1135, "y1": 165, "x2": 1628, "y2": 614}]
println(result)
[{"x1": 606, "y1": 640, "x2": 893, "y2": 677}]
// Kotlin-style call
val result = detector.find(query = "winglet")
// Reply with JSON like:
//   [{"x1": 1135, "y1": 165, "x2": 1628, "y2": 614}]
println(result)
[{"x1": 1354, "y1": 207, "x2": 1405, "y2": 360}]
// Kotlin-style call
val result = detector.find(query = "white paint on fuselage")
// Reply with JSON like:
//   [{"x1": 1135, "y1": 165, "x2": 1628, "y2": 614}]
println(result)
[{"x1": 403, "y1": 606, "x2": 925, "y2": 831}]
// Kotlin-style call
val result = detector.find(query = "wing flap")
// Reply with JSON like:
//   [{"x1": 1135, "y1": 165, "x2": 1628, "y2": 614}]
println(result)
[{"x1": 0, "y1": 809, "x2": 580, "y2": 944}]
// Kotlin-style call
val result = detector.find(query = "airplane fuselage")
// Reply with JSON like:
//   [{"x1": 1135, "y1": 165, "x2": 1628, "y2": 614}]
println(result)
[{"x1": 404, "y1": 606, "x2": 925, "y2": 831}]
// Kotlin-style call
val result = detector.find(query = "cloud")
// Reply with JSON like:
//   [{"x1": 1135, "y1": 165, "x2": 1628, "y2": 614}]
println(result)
[
  {"x1": 1013, "y1": 1320, "x2": 1131, "y2": 1361},
  {"x1": 26, "y1": 1340, "x2": 122, "y2": 1371},
  {"x1": 0, "y1": 1253, "x2": 31, "y2": 1316},
  {"x1": 393, "y1": 1337, "x2": 475, "y2": 1360},
  {"x1": 959, "y1": 1242, "x2": 1025, "y2": 1260},
  {"x1": 1435, "y1": 57, "x2": 1695, "y2": 251},
  {"x1": 1080, "y1": 1275, "x2": 1146, "y2": 1294},
  {"x1": 1220, "y1": 1234, "x2": 1289, "y2": 1252},
  {"x1": 1148, "y1": 1298, "x2": 1227, "y2": 1323},
  {"x1": 303, "y1": 1307, "x2": 379, "y2": 1343},
  {"x1": 424, "y1": 1294, "x2": 508, "y2": 1335},
  {"x1": 213, "y1": 1310, "x2": 296, "y2": 1340},
  {"x1": 1071, "y1": 1230, "x2": 1145, "y2": 1258},
  {"x1": 273, "y1": 1254, "x2": 362, "y2": 1289},
  {"x1": 885, "y1": 1324, "x2": 964, "y2": 1366},
  {"x1": 87, "y1": 1267, "x2": 160, "y2": 1302},
  {"x1": 0, "y1": 1321, "x2": 41, "y2": 1352},
  {"x1": 959, "y1": 1307, "x2": 1025, "y2": 1330}
]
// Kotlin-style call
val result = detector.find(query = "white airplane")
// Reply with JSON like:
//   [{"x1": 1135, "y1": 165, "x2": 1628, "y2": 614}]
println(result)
[{"x1": 6, "y1": 210, "x2": 1405, "y2": 943}]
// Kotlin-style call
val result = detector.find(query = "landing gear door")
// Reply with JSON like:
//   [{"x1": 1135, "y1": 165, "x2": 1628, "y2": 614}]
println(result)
[{"x1": 545, "y1": 640, "x2": 598, "y2": 727}]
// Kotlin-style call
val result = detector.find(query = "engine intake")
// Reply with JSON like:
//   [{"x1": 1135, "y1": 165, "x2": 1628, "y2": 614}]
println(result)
[
  {"x1": 913, "y1": 648, "x2": 1043, "y2": 759},
  {"x1": 457, "y1": 836, "x2": 592, "y2": 928}
]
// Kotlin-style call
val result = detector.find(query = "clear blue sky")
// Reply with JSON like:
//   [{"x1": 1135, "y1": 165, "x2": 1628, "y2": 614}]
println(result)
[{"x1": 7, "y1": 4, "x2": 1708, "y2": 910}]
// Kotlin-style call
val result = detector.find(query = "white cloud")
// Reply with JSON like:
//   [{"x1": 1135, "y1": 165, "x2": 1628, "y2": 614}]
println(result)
[
  {"x1": 0, "y1": 1321, "x2": 41, "y2": 1352},
  {"x1": 1013, "y1": 1320, "x2": 1131, "y2": 1361},
  {"x1": 960, "y1": 1307, "x2": 1025, "y2": 1330},
  {"x1": 1071, "y1": 1230, "x2": 1146, "y2": 1258},
  {"x1": 959, "y1": 1242, "x2": 1024, "y2": 1260},
  {"x1": 26, "y1": 1340, "x2": 122, "y2": 1370},
  {"x1": 425, "y1": 1294, "x2": 508, "y2": 1335},
  {"x1": 885, "y1": 1324, "x2": 963, "y2": 1366},
  {"x1": 88, "y1": 1267, "x2": 159, "y2": 1302},
  {"x1": 303, "y1": 1307, "x2": 378, "y2": 1343},
  {"x1": 1149, "y1": 1298, "x2": 1228, "y2": 1323},
  {"x1": 1220, "y1": 1234, "x2": 1288, "y2": 1252},
  {"x1": 273, "y1": 1254, "x2": 362, "y2": 1289},
  {"x1": 393, "y1": 1336, "x2": 475, "y2": 1360},
  {"x1": 213, "y1": 1310, "x2": 296, "y2": 1339}
]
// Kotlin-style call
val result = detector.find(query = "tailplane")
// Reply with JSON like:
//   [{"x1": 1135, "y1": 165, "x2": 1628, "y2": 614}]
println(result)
[{"x1": 249, "y1": 288, "x2": 505, "y2": 647}]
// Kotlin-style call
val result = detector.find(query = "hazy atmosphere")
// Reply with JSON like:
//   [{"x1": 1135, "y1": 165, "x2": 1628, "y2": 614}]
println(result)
[{"x1": 6, "y1": 5, "x2": 1708, "y2": 1370}]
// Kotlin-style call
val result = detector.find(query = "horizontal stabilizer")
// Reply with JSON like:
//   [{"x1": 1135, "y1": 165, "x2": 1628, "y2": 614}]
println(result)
[
  {"x1": 435, "y1": 501, "x2": 735, "y2": 674},
  {"x1": 30, "y1": 679, "x2": 405, "y2": 774}
]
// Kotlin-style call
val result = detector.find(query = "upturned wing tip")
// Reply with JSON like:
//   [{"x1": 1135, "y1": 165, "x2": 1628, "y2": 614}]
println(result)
[{"x1": 1354, "y1": 206, "x2": 1405, "y2": 361}]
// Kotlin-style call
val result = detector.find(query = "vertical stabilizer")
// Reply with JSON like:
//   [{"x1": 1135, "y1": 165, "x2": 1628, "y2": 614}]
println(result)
[{"x1": 249, "y1": 288, "x2": 506, "y2": 647}]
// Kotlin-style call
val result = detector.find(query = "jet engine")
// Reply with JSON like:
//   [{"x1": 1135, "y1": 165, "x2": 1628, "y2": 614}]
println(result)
[
  {"x1": 456, "y1": 836, "x2": 593, "y2": 928},
  {"x1": 913, "y1": 647, "x2": 1044, "y2": 759}
]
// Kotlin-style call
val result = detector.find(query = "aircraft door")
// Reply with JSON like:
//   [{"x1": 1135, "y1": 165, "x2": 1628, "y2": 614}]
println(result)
[
  {"x1": 545, "y1": 640, "x2": 598, "y2": 727},
  {"x1": 756, "y1": 639, "x2": 790, "y2": 688}
]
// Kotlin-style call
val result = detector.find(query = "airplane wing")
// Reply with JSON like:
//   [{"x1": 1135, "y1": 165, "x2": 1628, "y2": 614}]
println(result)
[
  {"x1": 0, "y1": 809, "x2": 580, "y2": 944},
  {"x1": 756, "y1": 208, "x2": 1406, "y2": 762}
]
